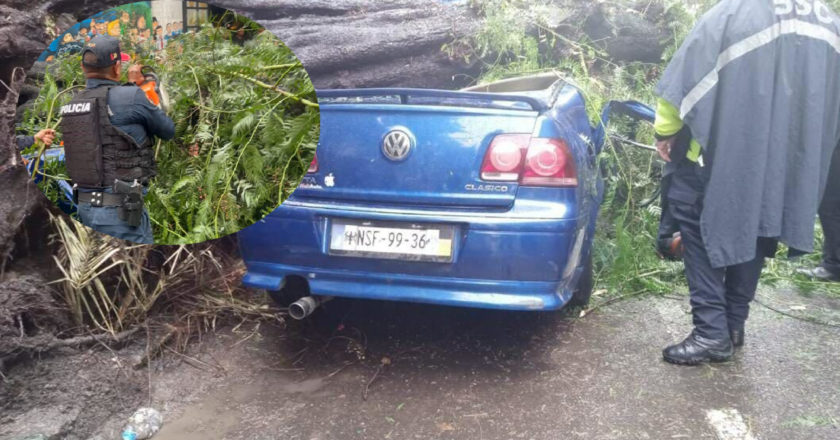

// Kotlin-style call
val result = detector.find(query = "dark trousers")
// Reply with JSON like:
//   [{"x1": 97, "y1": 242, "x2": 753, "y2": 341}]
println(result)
[
  {"x1": 76, "y1": 188, "x2": 154, "y2": 244},
  {"x1": 657, "y1": 129, "x2": 692, "y2": 244},
  {"x1": 657, "y1": 174, "x2": 679, "y2": 242},
  {"x1": 819, "y1": 147, "x2": 840, "y2": 274},
  {"x1": 77, "y1": 203, "x2": 154, "y2": 244},
  {"x1": 668, "y1": 162, "x2": 767, "y2": 340}
]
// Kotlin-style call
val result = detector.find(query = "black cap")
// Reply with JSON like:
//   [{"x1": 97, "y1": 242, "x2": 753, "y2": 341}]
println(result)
[{"x1": 81, "y1": 36, "x2": 121, "y2": 68}]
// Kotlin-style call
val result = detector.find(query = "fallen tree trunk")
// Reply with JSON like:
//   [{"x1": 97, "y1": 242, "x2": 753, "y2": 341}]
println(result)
[{"x1": 248, "y1": 0, "x2": 481, "y2": 89}]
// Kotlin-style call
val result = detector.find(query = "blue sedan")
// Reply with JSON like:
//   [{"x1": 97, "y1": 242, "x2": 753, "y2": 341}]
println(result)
[{"x1": 241, "y1": 74, "x2": 653, "y2": 318}]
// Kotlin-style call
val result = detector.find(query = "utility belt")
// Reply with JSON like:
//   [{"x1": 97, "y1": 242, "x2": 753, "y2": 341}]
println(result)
[{"x1": 73, "y1": 179, "x2": 145, "y2": 227}]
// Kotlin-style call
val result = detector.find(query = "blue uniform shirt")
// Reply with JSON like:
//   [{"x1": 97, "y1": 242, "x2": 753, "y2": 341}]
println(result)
[
  {"x1": 15, "y1": 135, "x2": 34, "y2": 151},
  {"x1": 85, "y1": 78, "x2": 175, "y2": 145}
]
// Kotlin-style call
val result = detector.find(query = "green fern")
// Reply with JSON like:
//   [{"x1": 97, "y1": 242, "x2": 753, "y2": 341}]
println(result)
[{"x1": 25, "y1": 15, "x2": 319, "y2": 244}]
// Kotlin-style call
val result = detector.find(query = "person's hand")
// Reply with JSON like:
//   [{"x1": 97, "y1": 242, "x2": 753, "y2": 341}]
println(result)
[
  {"x1": 189, "y1": 143, "x2": 200, "y2": 157},
  {"x1": 34, "y1": 129, "x2": 56, "y2": 147},
  {"x1": 656, "y1": 137, "x2": 676, "y2": 162},
  {"x1": 127, "y1": 64, "x2": 144, "y2": 86}
]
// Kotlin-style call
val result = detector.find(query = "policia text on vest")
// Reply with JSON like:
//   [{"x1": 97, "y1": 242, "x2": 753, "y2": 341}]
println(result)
[{"x1": 60, "y1": 35, "x2": 175, "y2": 244}]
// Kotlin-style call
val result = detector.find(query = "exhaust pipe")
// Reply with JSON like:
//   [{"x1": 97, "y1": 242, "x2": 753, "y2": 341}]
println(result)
[{"x1": 288, "y1": 296, "x2": 332, "y2": 320}]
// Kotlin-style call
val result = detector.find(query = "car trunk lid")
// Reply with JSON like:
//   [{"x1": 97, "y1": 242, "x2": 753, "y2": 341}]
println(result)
[{"x1": 292, "y1": 89, "x2": 544, "y2": 209}]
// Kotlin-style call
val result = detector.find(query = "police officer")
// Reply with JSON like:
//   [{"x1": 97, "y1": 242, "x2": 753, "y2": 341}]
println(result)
[
  {"x1": 654, "y1": 98, "x2": 773, "y2": 365},
  {"x1": 60, "y1": 35, "x2": 174, "y2": 243},
  {"x1": 654, "y1": 0, "x2": 840, "y2": 365}
]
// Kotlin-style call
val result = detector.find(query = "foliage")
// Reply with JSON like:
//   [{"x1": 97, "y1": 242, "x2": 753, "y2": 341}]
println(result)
[{"x1": 21, "y1": 19, "x2": 319, "y2": 244}]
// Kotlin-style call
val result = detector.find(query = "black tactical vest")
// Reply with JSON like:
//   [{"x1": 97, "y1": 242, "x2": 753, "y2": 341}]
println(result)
[{"x1": 59, "y1": 85, "x2": 156, "y2": 188}]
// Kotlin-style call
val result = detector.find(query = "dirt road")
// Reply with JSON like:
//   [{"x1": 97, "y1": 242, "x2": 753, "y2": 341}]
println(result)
[{"x1": 2, "y1": 289, "x2": 839, "y2": 440}]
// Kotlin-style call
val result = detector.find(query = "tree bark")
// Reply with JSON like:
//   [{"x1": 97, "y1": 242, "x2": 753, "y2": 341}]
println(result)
[{"x1": 0, "y1": 64, "x2": 45, "y2": 265}]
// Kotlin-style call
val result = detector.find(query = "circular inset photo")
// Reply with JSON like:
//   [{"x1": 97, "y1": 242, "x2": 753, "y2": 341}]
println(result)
[{"x1": 16, "y1": 1, "x2": 319, "y2": 244}]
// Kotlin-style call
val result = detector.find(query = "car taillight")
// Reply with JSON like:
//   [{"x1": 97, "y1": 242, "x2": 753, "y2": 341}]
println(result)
[
  {"x1": 520, "y1": 138, "x2": 577, "y2": 187},
  {"x1": 307, "y1": 154, "x2": 318, "y2": 173},
  {"x1": 480, "y1": 134, "x2": 530, "y2": 181},
  {"x1": 480, "y1": 135, "x2": 577, "y2": 187}
]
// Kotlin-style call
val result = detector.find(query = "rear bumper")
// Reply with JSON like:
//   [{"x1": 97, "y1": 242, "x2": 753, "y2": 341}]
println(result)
[
  {"x1": 243, "y1": 262, "x2": 573, "y2": 311},
  {"x1": 239, "y1": 198, "x2": 587, "y2": 311}
]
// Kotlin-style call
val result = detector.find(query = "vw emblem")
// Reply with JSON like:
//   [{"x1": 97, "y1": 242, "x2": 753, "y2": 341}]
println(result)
[{"x1": 381, "y1": 130, "x2": 413, "y2": 161}]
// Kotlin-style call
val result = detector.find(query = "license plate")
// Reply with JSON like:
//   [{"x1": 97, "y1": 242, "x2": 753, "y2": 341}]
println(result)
[{"x1": 329, "y1": 220, "x2": 454, "y2": 262}]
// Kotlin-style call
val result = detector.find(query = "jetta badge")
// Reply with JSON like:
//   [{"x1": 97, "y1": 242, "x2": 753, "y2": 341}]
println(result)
[{"x1": 381, "y1": 130, "x2": 413, "y2": 161}]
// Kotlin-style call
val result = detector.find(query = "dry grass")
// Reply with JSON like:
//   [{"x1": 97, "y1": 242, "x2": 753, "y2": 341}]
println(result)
[{"x1": 48, "y1": 213, "x2": 283, "y2": 339}]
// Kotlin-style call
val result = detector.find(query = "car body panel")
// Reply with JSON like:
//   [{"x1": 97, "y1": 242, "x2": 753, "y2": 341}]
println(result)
[{"x1": 293, "y1": 104, "x2": 539, "y2": 208}]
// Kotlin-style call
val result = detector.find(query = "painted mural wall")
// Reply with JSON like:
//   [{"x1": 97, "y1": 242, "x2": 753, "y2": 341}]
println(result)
[{"x1": 39, "y1": 1, "x2": 209, "y2": 62}]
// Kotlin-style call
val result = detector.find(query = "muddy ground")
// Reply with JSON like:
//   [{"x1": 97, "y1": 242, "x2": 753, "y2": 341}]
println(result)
[{"x1": 1, "y1": 287, "x2": 839, "y2": 440}]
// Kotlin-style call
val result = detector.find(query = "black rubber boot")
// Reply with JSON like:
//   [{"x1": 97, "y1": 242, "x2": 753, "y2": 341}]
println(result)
[
  {"x1": 663, "y1": 332, "x2": 733, "y2": 365},
  {"x1": 796, "y1": 266, "x2": 840, "y2": 282}
]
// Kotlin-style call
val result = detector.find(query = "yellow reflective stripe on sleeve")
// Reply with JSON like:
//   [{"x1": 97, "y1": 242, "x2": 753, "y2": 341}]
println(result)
[
  {"x1": 656, "y1": 97, "x2": 702, "y2": 163},
  {"x1": 654, "y1": 97, "x2": 684, "y2": 137}
]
